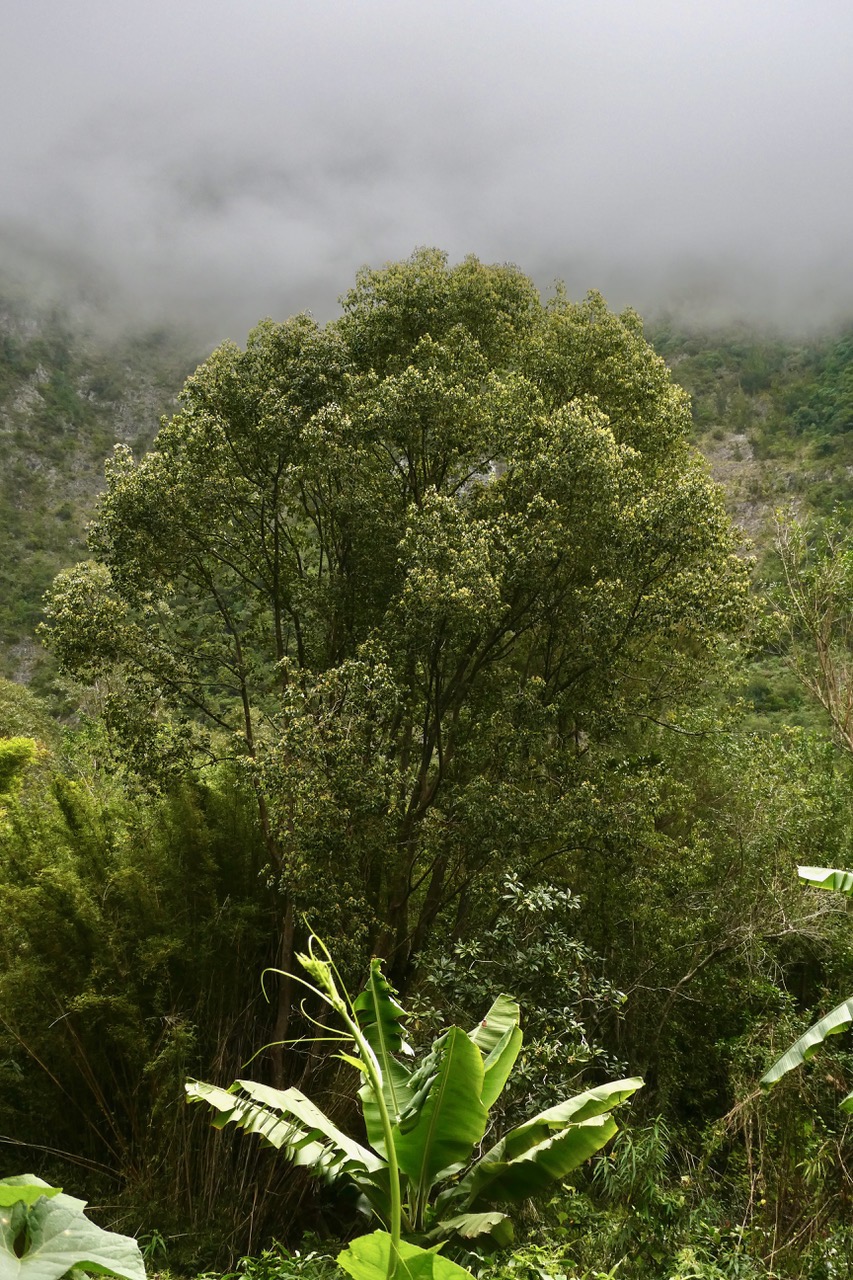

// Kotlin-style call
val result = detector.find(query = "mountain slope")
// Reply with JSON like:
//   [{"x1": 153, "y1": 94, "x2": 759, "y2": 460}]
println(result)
[{"x1": 0, "y1": 293, "x2": 201, "y2": 685}]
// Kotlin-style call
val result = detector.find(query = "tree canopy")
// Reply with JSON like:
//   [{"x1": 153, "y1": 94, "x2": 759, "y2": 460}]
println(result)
[{"x1": 43, "y1": 249, "x2": 748, "y2": 980}]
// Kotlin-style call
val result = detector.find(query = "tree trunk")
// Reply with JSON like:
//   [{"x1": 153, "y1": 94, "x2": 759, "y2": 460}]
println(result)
[{"x1": 269, "y1": 896, "x2": 295, "y2": 1087}]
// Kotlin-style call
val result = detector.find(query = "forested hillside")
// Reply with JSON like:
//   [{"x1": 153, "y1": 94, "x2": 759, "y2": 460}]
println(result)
[
  {"x1": 0, "y1": 288, "x2": 200, "y2": 686},
  {"x1": 654, "y1": 319, "x2": 853, "y2": 528},
  {"x1": 5, "y1": 255, "x2": 853, "y2": 1280}
]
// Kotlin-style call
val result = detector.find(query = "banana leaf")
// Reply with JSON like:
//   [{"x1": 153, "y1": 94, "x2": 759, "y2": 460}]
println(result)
[
  {"x1": 338, "y1": 1230, "x2": 471, "y2": 1280},
  {"x1": 480, "y1": 1025, "x2": 523, "y2": 1111},
  {"x1": 761, "y1": 997, "x2": 853, "y2": 1087},
  {"x1": 450, "y1": 1115, "x2": 618, "y2": 1210},
  {"x1": 354, "y1": 959, "x2": 415, "y2": 1151},
  {"x1": 468, "y1": 995, "x2": 522, "y2": 1109},
  {"x1": 501, "y1": 1076, "x2": 643, "y2": 1160},
  {"x1": 430, "y1": 1211, "x2": 513, "y2": 1248},
  {"x1": 353, "y1": 1166, "x2": 396, "y2": 1228},
  {"x1": 360, "y1": 1063, "x2": 416, "y2": 1156},
  {"x1": 354, "y1": 959, "x2": 415, "y2": 1064},
  {"x1": 393, "y1": 1027, "x2": 488, "y2": 1200},
  {"x1": 469, "y1": 995, "x2": 520, "y2": 1055},
  {"x1": 436, "y1": 1079, "x2": 642, "y2": 1215},
  {"x1": 186, "y1": 1078, "x2": 383, "y2": 1181},
  {"x1": 798, "y1": 865, "x2": 853, "y2": 894}
]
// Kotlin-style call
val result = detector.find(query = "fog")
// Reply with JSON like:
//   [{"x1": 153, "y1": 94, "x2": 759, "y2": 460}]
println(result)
[{"x1": 2, "y1": 0, "x2": 852, "y2": 340}]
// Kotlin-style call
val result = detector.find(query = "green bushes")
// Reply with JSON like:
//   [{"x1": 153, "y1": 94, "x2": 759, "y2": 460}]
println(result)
[{"x1": 0, "y1": 737, "x2": 287, "y2": 1261}]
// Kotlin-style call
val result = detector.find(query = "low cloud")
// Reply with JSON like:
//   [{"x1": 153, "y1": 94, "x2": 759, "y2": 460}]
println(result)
[{"x1": 3, "y1": 0, "x2": 853, "y2": 340}]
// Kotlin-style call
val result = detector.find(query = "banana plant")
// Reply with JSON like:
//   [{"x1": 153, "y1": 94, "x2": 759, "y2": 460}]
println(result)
[
  {"x1": 186, "y1": 938, "x2": 642, "y2": 1280},
  {"x1": 762, "y1": 865, "x2": 853, "y2": 1111}
]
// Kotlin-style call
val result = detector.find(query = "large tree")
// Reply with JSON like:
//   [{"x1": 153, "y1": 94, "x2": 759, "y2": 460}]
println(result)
[{"x1": 44, "y1": 249, "x2": 748, "y2": 1022}]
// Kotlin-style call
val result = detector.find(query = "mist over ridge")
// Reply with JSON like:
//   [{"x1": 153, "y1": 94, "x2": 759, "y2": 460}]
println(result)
[{"x1": 3, "y1": 1, "x2": 853, "y2": 342}]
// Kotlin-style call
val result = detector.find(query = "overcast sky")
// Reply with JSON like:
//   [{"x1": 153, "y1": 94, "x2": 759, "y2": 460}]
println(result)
[{"x1": 2, "y1": 0, "x2": 852, "y2": 340}]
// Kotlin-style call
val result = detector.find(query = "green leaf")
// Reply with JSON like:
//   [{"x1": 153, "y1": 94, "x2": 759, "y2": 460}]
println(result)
[
  {"x1": 431, "y1": 1212, "x2": 513, "y2": 1248},
  {"x1": 338, "y1": 1230, "x2": 472, "y2": 1280},
  {"x1": 185, "y1": 1077, "x2": 383, "y2": 1180},
  {"x1": 461, "y1": 1115, "x2": 618, "y2": 1208},
  {"x1": 761, "y1": 998, "x2": 853, "y2": 1087},
  {"x1": 480, "y1": 1026, "x2": 523, "y2": 1111},
  {"x1": 353, "y1": 1169, "x2": 395, "y2": 1229},
  {"x1": 469, "y1": 995, "x2": 520, "y2": 1055},
  {"x1": 0, "y1": 1185, "x2": 145, "y2": 1280},
  {"x1": 841, "y1": 1089, "x2": 853, "y2": 1114},
  {"x1": 393, "y1": 1028, "x2": 488, "y2": 1201},
  {"x1": 355, "y1": 959, "x2": 414, "y2": 1062},
  {"x1": 437, "y1": 1078, "x2": 642, "y2": 1215},
  {"x1": 0, "y1": 1181, "x2": 62, "y2": 1210},
  {"x1": 360, "y1": 1062, "x2": 416, "y2": 1157},
  {"x1": 468, "y1": 996, "x2": 522, "y2": 1110},
  {"x1": 354, "y1": 959, "x2": 415, "y2": 1151},
  {"x1": 501, "y1": 1077, "x2": 643, "y2": 1160},
  {"x1": 798, "y1": 865, "x2": 853, "y2": 894},
  {"x1": 339, "y1": 1053, "x2": 371, "y2": 1076}
]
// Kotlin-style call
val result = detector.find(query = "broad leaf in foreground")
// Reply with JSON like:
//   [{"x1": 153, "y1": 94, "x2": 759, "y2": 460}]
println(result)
[
  {"x1": 469, "y1": 995, "x2": 520, "y2": 1055},
  {"x1": 361, "y1": 1066, "x2": 416, "y2": 1157},
  {"x1": 355, "y1": 960, "x2": 415, "y2": 1065},
  {"x1": 451, "y1": 1114, "x2": 618, "y2": 1209},
  {"x1": 479, "y1": 1025, "x2": 523, "y2": 1112},
  {"x1": 501, "y1": 1076, "x2": 644, "y2": 1159},
  {"x1": 338, "y1": 1230, "x2": 471, "y2": 1280},
  {"x1": 468, "y1": 995, "x2": 522, "y2": 1110},
  {"x1": 0, "y1": 1178, "x2": 145, "y2": 1280}
]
